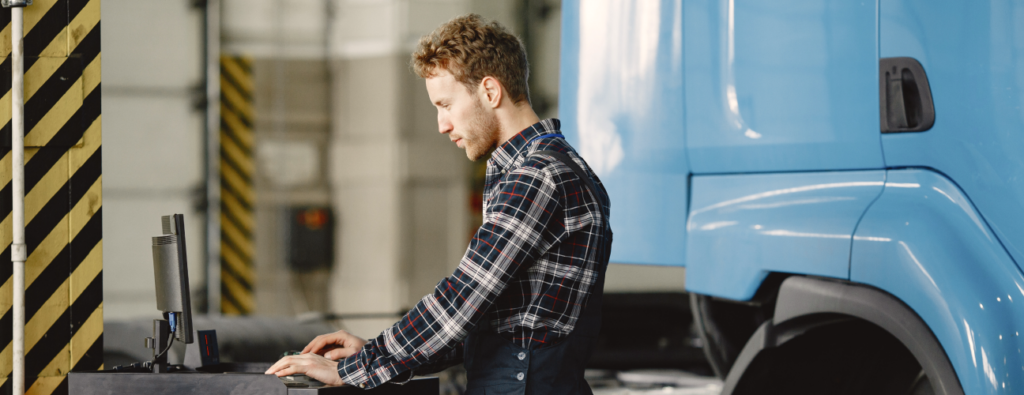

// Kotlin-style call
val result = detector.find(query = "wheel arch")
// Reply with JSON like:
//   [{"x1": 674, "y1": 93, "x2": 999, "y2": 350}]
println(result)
[
  {"x1": 851, "y1": 169, "x2": 1024, "y2": 393},
  {"x1": 721, "y1": 276, "x2": 964, "y2": 395}
]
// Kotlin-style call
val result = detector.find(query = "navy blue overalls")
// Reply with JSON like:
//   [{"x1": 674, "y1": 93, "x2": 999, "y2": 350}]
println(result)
[{"x1": 462, "y1": 148, "x2": 612, "y2": 395}]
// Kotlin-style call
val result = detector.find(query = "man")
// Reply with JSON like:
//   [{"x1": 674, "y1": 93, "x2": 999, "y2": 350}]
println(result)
[{"x1": 266, "y1": 14, "x2": 612, "y2": 393}]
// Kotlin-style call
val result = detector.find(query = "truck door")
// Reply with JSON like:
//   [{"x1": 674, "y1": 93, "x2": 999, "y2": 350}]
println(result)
[{"x1": 684, "y1": 0, "x2": 884, "y2": 174}]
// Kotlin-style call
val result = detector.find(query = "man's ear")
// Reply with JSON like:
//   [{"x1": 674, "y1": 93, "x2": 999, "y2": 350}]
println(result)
[{"x1": 480, "y1": 76, "x2": 503, "y2": 109}]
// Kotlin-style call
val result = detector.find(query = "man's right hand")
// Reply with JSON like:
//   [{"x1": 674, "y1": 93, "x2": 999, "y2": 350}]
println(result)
[{"x1": 302, "y1": 330, "x2": 368, "y2": 360}]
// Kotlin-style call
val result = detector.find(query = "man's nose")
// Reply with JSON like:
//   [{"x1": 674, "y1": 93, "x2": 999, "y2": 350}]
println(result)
[{"x1": 438, "y1": 119, "x2": 453, "y2": 134}]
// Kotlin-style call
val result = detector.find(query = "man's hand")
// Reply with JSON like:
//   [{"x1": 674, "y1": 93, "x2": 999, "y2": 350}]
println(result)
[
  {"x1": 264, "y1": 354, "x2": 346, "y2": 386},
  {"x1": 301, "y1": 330, "x2": 368, "y2": 360}
]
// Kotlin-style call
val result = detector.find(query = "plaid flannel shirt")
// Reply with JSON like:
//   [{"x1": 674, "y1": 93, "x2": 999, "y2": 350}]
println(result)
[{"x1": 338, "y1": 118, "x2": 612, "y2": 388}]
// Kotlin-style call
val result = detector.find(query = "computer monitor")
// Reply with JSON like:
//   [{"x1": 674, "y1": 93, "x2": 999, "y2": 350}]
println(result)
[{"x1": 152, "y1": 214, "x2": 194, "y2": 344}]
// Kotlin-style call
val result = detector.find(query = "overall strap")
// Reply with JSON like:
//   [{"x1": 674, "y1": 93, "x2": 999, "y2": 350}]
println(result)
[{"x1": 531, "y1": 150, "x2": 602, "y2": 212}]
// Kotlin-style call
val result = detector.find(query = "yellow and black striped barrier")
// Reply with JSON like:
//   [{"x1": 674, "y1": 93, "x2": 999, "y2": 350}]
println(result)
[
  {"x1": 219, "y1": 55, "x2": 253, "y2": 316},
  {"x1": 0, "y1": 0, "x2": 103, "y2": 393}
]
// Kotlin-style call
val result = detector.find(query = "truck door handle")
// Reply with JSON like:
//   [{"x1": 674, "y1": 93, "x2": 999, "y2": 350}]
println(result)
[{"x1": 880, "y1": 57, "x2": 935, "y2": 133}]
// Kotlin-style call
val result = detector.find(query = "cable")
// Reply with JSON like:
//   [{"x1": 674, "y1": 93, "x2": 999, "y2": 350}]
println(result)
[
  {"x1": 154, "y1": 331, "x2": 176, "y2": 360},
  {"x1": 154, "y1": 313, "x2": 178, "y2": 361}
]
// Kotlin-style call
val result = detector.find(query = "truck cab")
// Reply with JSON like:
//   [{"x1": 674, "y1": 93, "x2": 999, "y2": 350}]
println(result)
[{"x1": 560, "y1": 1, "x2": 1024, "y2": 394}]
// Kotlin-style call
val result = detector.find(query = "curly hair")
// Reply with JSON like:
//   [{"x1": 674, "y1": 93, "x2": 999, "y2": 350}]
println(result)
[{"x1": 412, "y1": 14, "x2": 531, "y2": 105}]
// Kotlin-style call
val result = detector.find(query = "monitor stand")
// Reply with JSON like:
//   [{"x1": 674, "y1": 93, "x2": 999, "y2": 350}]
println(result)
[{"x1": 146, "y1": 319, "x2": 171, "y2": 373}]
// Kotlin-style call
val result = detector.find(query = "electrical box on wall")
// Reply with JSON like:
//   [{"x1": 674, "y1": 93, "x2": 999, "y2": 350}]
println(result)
[{"x1": 288, "y1": 206, "x2": 334, "y2": 272}]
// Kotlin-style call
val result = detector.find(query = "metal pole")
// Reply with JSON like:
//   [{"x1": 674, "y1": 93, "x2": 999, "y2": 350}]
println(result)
[
  {"x1": 6, "y1": 1, "x2": 31, "y2": 393},
  {"x1": 205, "y1": 0, "x2": 222, "y2": 315}
]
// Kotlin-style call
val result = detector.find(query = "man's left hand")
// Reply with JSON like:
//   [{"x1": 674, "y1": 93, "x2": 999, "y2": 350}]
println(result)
[{"x1": 265, "y1": 353, "x2": 347, "y2": 386}]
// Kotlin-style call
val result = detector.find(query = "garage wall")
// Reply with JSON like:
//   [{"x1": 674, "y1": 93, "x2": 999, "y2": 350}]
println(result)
[{"x1": 101, "y1": 0, "x2": 204, "y2": 320}]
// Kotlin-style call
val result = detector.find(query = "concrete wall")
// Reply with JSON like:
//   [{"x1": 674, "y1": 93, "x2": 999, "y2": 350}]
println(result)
[
  {"x1": 101, "y1": 0, "x2": 205, "y2": 320},
  {"x1": 221, "y1": 0, "x2": 506, "y2": 338},
  {"x1": 323, "y1": 0, "x2": 527, "y2": 337}
]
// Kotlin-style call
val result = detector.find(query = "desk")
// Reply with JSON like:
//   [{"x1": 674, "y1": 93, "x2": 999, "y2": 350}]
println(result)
[{"x1": 67, "y1": 372, "x2": 439, "y2": 395}]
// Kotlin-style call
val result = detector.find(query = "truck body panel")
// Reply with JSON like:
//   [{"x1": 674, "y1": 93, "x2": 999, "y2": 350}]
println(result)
[
  {"x1": 560, "y1": 0, "x2": 689, "y2": 266},
  {"x1": 686, "y1": 170, "x2": 884, "y2": 300}
]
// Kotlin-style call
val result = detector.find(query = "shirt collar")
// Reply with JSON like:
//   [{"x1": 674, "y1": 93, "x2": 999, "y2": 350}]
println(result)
[{"x1": 488, "y1": 118, "x2": 561, "y2": 172}]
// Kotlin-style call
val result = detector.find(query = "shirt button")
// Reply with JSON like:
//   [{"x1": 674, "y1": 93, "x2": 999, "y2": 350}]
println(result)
[
  {"x1": 517, "y1": 352, "x2": 526, "y2": 360},
  {"x1": 516, "y1": 372, "x2": 525, "y2": 381},
  {"x1": 358, "y1": 383, "x2": 366, "y2": 389}
]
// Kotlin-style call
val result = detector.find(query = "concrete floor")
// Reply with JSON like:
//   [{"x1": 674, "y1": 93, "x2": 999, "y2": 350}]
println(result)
[
  {"x1": 593, "y1": 388, "x2": 721, "y2": 395},
  {"x1": 588, "y1": 370, "x2": 723, "y2": 395}
]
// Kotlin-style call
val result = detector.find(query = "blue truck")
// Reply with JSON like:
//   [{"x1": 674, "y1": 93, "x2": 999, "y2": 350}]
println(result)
[{"x1": 558, "y1": 1, "x2": 1024, "y2": 394}]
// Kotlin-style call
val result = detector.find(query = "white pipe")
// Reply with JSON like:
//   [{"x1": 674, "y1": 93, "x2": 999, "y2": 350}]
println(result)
[
  {"x1": 205, "y1": 0, "x2": 221, "y2": 316},
  {"x1": 11, "y1": 6, "x2": 26, "y2": 395}
]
